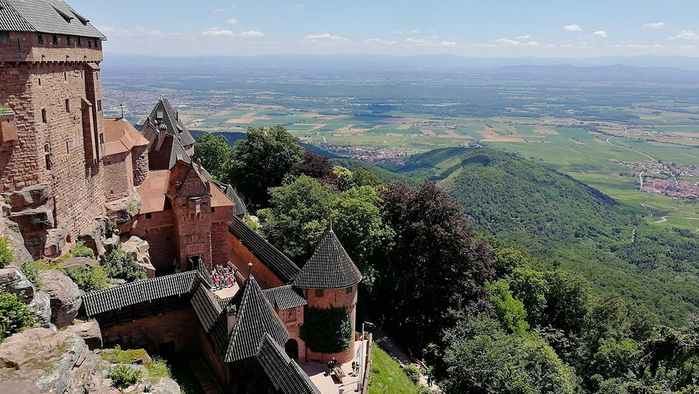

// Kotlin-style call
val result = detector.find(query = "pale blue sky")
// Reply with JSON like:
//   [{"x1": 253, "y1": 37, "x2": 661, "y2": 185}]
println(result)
[{"x1": 67, "y1": 0, "x2": 699, "y2": 57}]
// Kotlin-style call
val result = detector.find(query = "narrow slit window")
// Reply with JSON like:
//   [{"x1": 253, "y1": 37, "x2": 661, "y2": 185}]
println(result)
[
  {"x1": 65, "y1": 98, "x2": 70, "y2": 113},
  {"x1": 41, "y1": 109, "x2": 47, "y2": 123}
]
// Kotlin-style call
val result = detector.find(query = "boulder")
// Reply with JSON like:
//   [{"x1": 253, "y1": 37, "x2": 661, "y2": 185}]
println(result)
[
  {"x1": 122, "y1": 236, "x2": 155, "y2": 277},
  {"x1": 8, "y1": 199, "x2": 55, "y2": 232},
  {"x1": 105, "y1": 190, "x2": 142, "y2": 224},
  {"x1": 103, "y1": 234, "x2": 120, "y2": 255},
  {"x1": 28, "y1": 291, "x2": 52, "y2": 328},
  {"x1": 9, "y1": 183, "x2": 51, "y2": 211},
  {"x1": 0, "y1": 328, "x2": 94, "y2": 394},
  {"x1": 78, "y1": 218, "x2": 107, "y2": 258},
  {"x1": 39, "y1": 269, "x2": 82, "y2": 328},
  {"x1": 0, "y1": 268, "x2": 35, "y2": 301},
  {"x1": 60, "y1": 257, "x2": 99, "y2": 271},
  {"x1": 147, "y1": 378, "x2": 181, "y2": 394},
  {"x1": 66, "y1": 321, "x2": 103, "y2": 350},
  {"x1": 0, "y1": 203, "x2": 33, "y2": 265},
  {"x1": 44, "y1": 225, "x2": 69, "y2": 257}
]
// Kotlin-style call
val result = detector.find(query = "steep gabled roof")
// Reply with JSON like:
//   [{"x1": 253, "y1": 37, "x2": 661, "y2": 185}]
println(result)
[
  {"x1": 213, "y1": 182, "x2": 247, "y2": 217},
  {"x1": 228, "y1": 217, "x2": 301, "y2": 284},
  {"x1": 257, "y1": 334, "x2": 321, "y2": 394},
  {"x1": 190, "y1": 284, "x2": 221, "y2": 332},
  {"x1": 145, "y1": 98, "x2": 195, "y2": 147},
  {"x1": 82, "y1": 271, "x2": 199, "y2": 316},
  {"x1": 0, "y1": 0, "x2": 105, "y2": 39},
  {"x1": 263, "y1": 285, "x2": 307, "y2": 310},
  {"x1": 294, "y1": 230, "x2": 362, "y2": 289},
  {"x1": 224, "y1": 276, "x2": 288, "y2": 363}
]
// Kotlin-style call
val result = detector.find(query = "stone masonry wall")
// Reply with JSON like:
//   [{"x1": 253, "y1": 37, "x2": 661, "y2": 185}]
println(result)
[
  {"x1": 104, "y1": 152, "x2": 133, "y2": 201},
  {"x1": 211, "y1": 221, "x2": 231, "y2": 266},
  {"x1": 132, "y1": 147, "x2": 149, "y2": 187},
  {"x1": 304, "y1": 287, "x2": 358, "y2": 364},
  {"x1": 228, "y1": 232, "x2": 285, "y2": 289}
]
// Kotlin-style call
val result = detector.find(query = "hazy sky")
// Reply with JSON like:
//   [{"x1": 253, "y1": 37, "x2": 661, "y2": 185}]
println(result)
[{"x1": 67, "y1": 0, "x2": 699, "y2": 58}]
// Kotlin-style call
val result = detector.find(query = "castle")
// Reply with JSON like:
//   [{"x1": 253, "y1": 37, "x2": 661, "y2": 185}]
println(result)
[{"x1": 0, "y1": 1, "x2": 363, "y2": 393}]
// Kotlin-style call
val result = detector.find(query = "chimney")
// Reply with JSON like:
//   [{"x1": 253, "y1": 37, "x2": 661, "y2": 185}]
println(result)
[{"x1": 226, "y1": 304, "x2": 236, "y2": 335}]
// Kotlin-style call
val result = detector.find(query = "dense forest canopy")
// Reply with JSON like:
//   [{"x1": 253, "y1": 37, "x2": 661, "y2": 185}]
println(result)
[{"x1": 189, "y1": 126, "x2": 699, "y2": 394}]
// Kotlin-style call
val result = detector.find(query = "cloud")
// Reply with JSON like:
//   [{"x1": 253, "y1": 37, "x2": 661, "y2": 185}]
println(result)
[
  {"x1": 591, "y1": 30, "x2": 608, "y2": 38},
  {"x1": 239, "y1": 30, "x2": 264, "y2": 38},
  {"x1": 201, "y1": 28, "x2": 235, "y2": 37},
  {"x1": 212, "y1": 8, "x2": 226, "y2": 13},
  {"x1": 668, "y1": 30, "x2": 699, "y2": 41},
  {"x1": 437, "y1": 41, "x2": 456, "y2": 47},
  {"x1": 303, "y1": 33, "x2": 350, "y2": 43},
  {"x1": 364, "y1": 38, "x2": 397, "y2": 45},
  {"x1": 517, "y1": 35, "x2": 532, "y2": 39},
  {"x1": 227, "y1": 18, "x2": 238, "y2": 25},
  {"x1": 495, "y1": 38, "x2": 539, "y2": 47},
  {"x1": 394, "y1": 30, "x2": 421, "y2": 34},
  {"x1": 565, "y1": 24, "x2": 582, "y2": 31},
  {"x1": 643, "y1": 22, "x2": 665, "y2": 30}
]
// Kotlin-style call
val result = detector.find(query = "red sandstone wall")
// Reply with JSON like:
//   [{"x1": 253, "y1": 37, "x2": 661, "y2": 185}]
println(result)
[
  {"x1": 132, "y1": 147, "x2": 149, "y2": 187},
  {"x1": 101, "y1": 307, "x2": 200, "y2": 354},
  {"x1": 228, "y1": 233, "x2": 285, "y2": 289},
  {"x1": 211, "y1": 221, "x2": 231, "y2": 266},
  {"x1": 275, "y1": 306, "x2": 307, "y2": 362},
  {"x1": 104, "y1": 152, "x2": 134, "y2": 201},
  {"x1": 0, "y1": 32, "x2": 103, "y2": 63},
  {"x1": 131, "y1": 210, "x2": 176, "y2": 271},
  {"x1": 196, "y1": 323, "x2": 229, "y2": 386},
  {"x1": 303, "y1": 287, "x2": 358, "y2": 364}
]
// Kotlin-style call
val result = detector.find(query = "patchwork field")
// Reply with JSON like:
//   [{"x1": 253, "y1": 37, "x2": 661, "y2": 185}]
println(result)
[{"x1": 182, "y1": 105, "x2": 699, "y2": 230}]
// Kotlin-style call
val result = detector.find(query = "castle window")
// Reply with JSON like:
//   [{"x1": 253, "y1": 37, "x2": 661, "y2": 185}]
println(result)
[
  {"x1": 211, "y1": 207, "x2": 216, "y2": 213},
  {"x1": 38, "y1": 34, "x2": 44, "y2": 44},
  {"x1": 145, "y1": 213, "x2": 152, "y2": 219},
  {"x1": 88, "y1": 40, "x2": 92, "y2": 48},
  {"x1": 45, "y1": 154, "x2": 51, "y2": 170},
  {"x1": 0, "y1": 31, "x2": 9, "y2": 44},
  {"x1": 66, "y1": 36, "x2": 72, "y2": 46},
  {"x1": 52, "y1": 34, "x2": 58, "y2": 46},
  {"x1": 65, "y1": 140, "x2": 69, "y2": 153},
  {"x1": 64, "y1": 72, "x2": 67, "y2": 81},
  {"x1": 77, "y1": 37, "x2": 82, "y2": 47},
  {"x1": 99, "y1": 133, "x2": 104, "y2": 144},
  {"x1": 38, "y1": 77, "x2": 41, "y2": 86},
  {"x1": 41, "y1": 109, "x2": 47, "y2": 123},
  {"x1": 346, "y1": 286, "x2": 353, "y2": 294},
  {"x1": 65, "y1": 99, "x2": 70, "y2": 113},
  {"x1": 96, "y1": 100, "x2": 102, "y2": 112},
  {"x1": 315, "y1": 289, "x2": 324, "y2": 298}
]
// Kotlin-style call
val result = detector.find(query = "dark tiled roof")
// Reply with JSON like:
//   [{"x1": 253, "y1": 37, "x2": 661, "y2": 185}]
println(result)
[
  {"x1": 229, "y1": 217, "x2": 300, "y2": 284},
  {"x1": 82, "y1": 271, "x2": 199, "y2": 316},
  {"x1": 257, "y1": 334, "x2": 321, "y2": 394},
  {"x1": 214, "y1": 182, "x2": 247, "y2": 217},
  {"x1": 196, "y1": 258, "x2": 214, "y2": 288},
  {"x1": 217, "y1": 296, "x2": 233, "y2": 309},
  {"x1": 190, "y1": 284, "x2": 222, "y2": 332},
  {"x1": 145, "y1": 98, "x2": 195, "y2": 147},
  {"x1": 263, "y1": 285, "x2": 307, "y2": 310},
  {"x1": 294, "y1": 230, "x2": 362, "y2": 289},
  {"x1": 1, "y1": 0, "x2": 105, "y2": 38},
  {"x1": 224, "y1": 276, "x2": 288, "y2": 363}
]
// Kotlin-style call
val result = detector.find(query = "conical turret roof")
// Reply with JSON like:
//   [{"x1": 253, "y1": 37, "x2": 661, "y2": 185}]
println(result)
[{"x1": 293, "y1": 230, "x2": 362, "y2": 289}]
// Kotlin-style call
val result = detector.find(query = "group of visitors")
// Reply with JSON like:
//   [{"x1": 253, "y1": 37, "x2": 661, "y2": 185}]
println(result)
[{"x1": 211, "y1": 265, "x2": 237, "y2": 288}]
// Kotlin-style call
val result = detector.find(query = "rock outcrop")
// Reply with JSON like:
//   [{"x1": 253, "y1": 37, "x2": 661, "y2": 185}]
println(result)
[
  {"x1": 0, "y1": 268, "x2": 35, "y2": 301},
  {"x1": 59, "y1": 256, "x2": 99, "y2": 271},
  {"x1": 0, "y1": 200, "x2": 33, "y2": 265},
  {"x1": 39, "y1": 269, "x2": 82, "y2": 329},
  {"x1": 0, "y1": 328, "x2": 181, "y2": 394},
  {"x1": 78, "y1": 218, "x2": 108, "y2": 258},
  {"x1": 122, "y1": 236, "x2": 156, "y2": 277},
  {"x1": 28, "y1": 291, "x2": 52, "y2": 328},
  {"x1": 44, "y1": 225, "x2": 69, "y2": 257},
  {"x1": 105, "y1": 190, "x2": 142, "y2": 226},
  {"x1": 66, "y1": 320, "x2": 103, "y2": 350}
]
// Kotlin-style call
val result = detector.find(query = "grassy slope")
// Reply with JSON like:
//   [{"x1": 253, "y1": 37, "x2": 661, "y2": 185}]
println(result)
[
  {"x1": 391, "y1": 146, "x2": 699, "y2": 326},
  {"x1": 368, "y1": 343, "x2": 424, "y2": 394}
]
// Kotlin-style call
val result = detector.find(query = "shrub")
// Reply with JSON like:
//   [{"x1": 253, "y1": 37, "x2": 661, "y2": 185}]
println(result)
[
  {"x1": 0, "y1": 236, "x2": 14, "y2": 268},
  {"x1": 147, "y1": 357, "x2": 171, "y2": 378},
  {"x1": 0, "y1": 290, "x2": 33, "y2": 341},
  {"x1": 103, "y1": 247, "x2": 145, "y2": 282},
  {"x1": 20, "y1": 260, "x2": 42, "y2": 288},
  {"x1": 71, "y1": 241, "x2": 95, "y2": 258},
  {"x1": 105, "y1": 220, "x2": 117, "y2": 238},
  {"x1": 108, "y1": 364, "x2": 143, "y2": 388},
  {"x1": 404, "y1": 364, "x2": 421, "y2": 384},
  {"x1": 65, "y1": 266, "x2": 108, "y2": 292},
  {"x1": 299, "y1": 307, "x2": 351, "y2": 354}
]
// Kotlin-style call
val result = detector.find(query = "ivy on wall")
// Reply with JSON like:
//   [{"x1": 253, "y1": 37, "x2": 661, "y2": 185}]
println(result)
[{"x1": 300, "y1": 306, "x2": 351, "y2": 354}]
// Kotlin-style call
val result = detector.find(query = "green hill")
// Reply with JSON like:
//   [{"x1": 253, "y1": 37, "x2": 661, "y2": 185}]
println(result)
[{"x1": 394, "y1": 147, "x2": 633, "y2": 241}]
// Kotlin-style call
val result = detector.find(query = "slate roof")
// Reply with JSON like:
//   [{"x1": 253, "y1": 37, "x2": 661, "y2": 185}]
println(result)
[
  {"x1": 263, "y1": 285, "x2": 307, "y2": 310},
  {"x1": 82, "y1": 271, "x2": 199, "y2": 316},
  {"x1": 141, "y1": 120, "x2": 192, "y2": 170},
  {"x1": 214, "y1": 182, "x2": 247, "y2": 217},
  {"x1": 190, "y1": 283, "x2": 222, "y2": 332},
  {"x1": 145, "y1": 98, "x2": 195, "y2": 147},
  {"x1": 0, "y1": 0, "x2": 105, "y2": 38},
  {"x1": 228, "y1": 217, "x2": 301, "y2": 284},
  {"x1": 294, "y1": 229, "x2": 362, "y2": 289},
  {"x1": 224, "y1": 275, "x2": 289, "y2": 363},
  {"x1": 257, "y1": 334, "x2": 321, "y2": 394}
]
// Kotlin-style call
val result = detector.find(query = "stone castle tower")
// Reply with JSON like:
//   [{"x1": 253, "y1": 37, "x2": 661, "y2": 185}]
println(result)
[
  {"x1": 0, "y1": 0, "x2": 107, "y2": 254},
  {"x1": 293, "y1": 228, "x2": 362, "y2": 364}
]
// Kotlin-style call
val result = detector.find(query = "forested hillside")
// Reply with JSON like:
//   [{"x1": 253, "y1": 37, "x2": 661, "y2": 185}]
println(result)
[{"x1": 393, "y1": 147, "x2": 632, "y2": 240}]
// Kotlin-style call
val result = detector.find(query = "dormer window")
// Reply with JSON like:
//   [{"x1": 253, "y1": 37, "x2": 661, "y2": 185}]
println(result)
[{"x1": 0, "y1": 31, "x2": 9, "y2": 44}]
